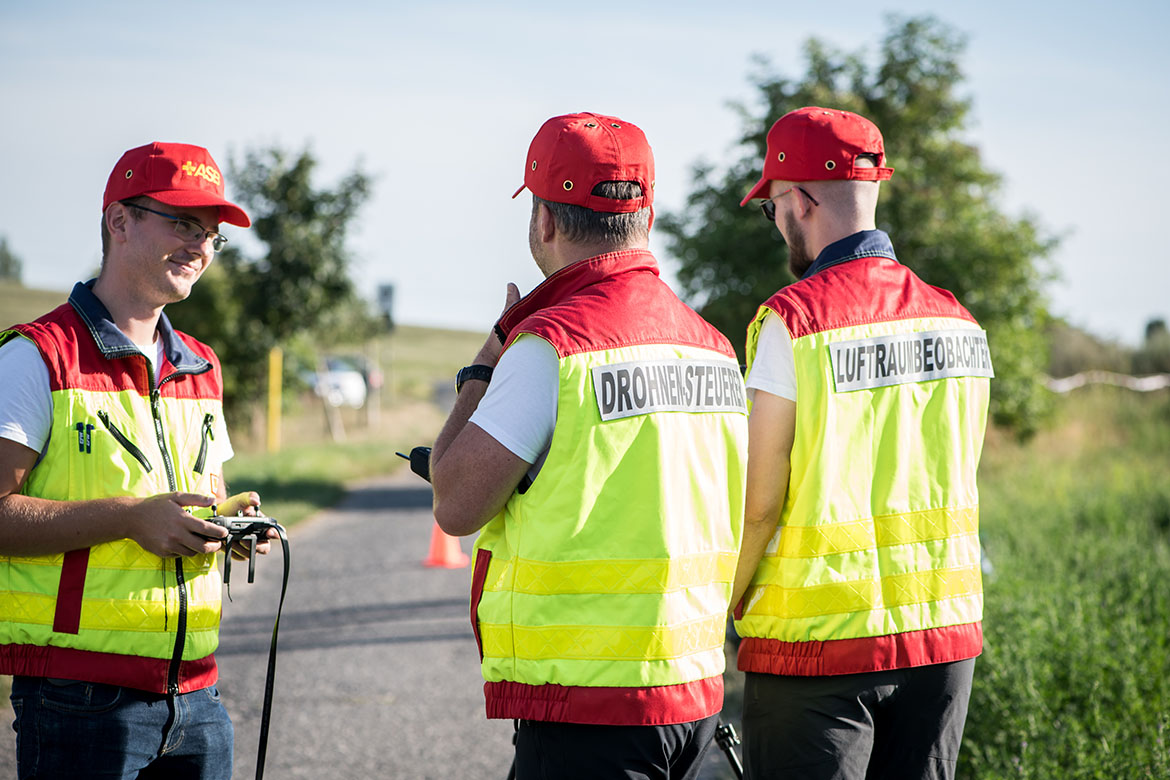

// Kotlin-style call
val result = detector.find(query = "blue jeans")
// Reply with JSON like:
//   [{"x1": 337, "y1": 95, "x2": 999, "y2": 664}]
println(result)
[{"x1": 10, "y1": 676, "x2": 234, "y2": 780}]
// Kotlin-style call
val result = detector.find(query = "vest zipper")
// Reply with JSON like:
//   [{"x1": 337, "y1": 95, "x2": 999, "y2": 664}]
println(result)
[
  {"x1": 152, "y1": 381, "x2": 187, "y2": 695},
  {"x1": 95, "y1": 410, "x2": 153, "y2": 473},
  {"x1": 193, "y1": 414, "x2": 215, "y2": 474}
]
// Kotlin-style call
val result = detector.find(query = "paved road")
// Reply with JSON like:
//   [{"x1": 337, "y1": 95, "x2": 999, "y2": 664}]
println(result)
[
  {"x1": 221, "y1": 469, "x2": 737, "y2": 779},
  {"x1": 218, "y1": 469, "x2": 515, "y2": 779}
]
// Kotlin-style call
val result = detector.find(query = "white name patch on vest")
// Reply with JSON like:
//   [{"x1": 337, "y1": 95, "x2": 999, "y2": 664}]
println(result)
[
  {"x1": 592, "y1": 359, "x2": 748, "y2": 421},
  {"x1": 830, "y1": 328, "x2": 994, "y2": 392}
]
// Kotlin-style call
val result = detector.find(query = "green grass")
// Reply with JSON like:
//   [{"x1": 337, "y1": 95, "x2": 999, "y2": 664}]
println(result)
[
  {"x1": 378, "y1": 323, "x2": 485, "y2": 401},
  {"x1": 0, "y1": 281, "x2": 69, "y2": 330},
  {"x1": 225, "y1": 321, "x2": 484, "y2": 526},
  {"x1": 224, "y1": 401, "x2": 443, "y2": 528},
  {"x1": 962, "y1": 388, "x2": 1170, "y2": 778}
]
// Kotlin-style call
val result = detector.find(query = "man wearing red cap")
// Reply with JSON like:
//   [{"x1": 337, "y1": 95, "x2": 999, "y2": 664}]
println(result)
[
  {"x1": 429, "y1": 113, "x2": 749, "y2": 779},
  {"x1": 0, "y1": 142, "x2": 270, "y2": 779},
  {"x1": 732, "y1": 107, "x2": 994, "y2": 779}
]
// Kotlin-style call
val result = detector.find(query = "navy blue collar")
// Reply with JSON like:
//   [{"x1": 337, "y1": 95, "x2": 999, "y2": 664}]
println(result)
[
  {"x1": 801, "y1": 229, "x2": 898, "y2": 280},
  {"x1": 68, "y1": 280, "x2": 211, "y2": 376}
]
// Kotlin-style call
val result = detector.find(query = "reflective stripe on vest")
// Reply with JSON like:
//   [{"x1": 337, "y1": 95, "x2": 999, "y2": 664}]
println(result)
[{"x1": 736, "y1": 259, "x2": 991, "y2": 674}]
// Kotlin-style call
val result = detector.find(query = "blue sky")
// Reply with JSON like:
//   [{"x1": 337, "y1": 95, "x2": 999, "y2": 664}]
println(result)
[{"x1": 1, "y1": 1, "x2": 1165, "y2": 345}]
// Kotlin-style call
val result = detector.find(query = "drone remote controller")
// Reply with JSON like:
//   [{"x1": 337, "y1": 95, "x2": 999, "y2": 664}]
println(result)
[{"x1": 197, "y1": 511, "x2": 283, "y2": 585}]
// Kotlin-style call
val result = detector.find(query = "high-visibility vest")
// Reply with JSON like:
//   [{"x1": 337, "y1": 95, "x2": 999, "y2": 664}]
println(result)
[
  {"x1": 735, "y1": 254, "x2": 993, "y2": 676},
  {"x1": 0, "y1": 282, "x2": 228, "y2": 694},
  {"x1": 471, "y1": 250, "x2": 749, "y2": 725}
]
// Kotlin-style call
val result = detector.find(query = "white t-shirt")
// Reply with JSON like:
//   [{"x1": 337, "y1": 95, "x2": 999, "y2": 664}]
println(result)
[
  {"x1": 0, "y1": 338, "x2": 53, "y2": 452},
  {"x1": 744, "y1": 312, "x2": 798, "y2": 402},
  {"x1": 0, "y1": 336, "x2": 231, "y2": 463},
  {"x1": 468, "y1": 334, "x2": 559, "y2": 474}
]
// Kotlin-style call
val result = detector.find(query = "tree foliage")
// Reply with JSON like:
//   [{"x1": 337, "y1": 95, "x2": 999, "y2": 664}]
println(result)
[
  {"x1": 658, "y1": 16, "x2": 1057, "y2": 435},
  {"x1": 0, "y1": 236, "x2": 22, "y2": 282},
  {"x1": 168, "y1": 146, "x2": 379, "y2": 420}
]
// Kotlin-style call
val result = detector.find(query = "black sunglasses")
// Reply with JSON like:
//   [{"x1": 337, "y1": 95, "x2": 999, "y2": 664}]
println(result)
[{"x1": 760, "y1": 185, "x2": 819, "y2": 221}]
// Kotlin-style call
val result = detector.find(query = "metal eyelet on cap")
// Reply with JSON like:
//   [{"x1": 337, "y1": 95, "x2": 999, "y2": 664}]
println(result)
[
  {"x1": 777, "y1": 152, "x2": 786, "y2": 162},
  {"x1": 125, "y1": 170, "x2": 133, "y2": 179},
  {"x1": 531, "y1": 161, "x2": 538, "y2": 171},
  {"x1": 611, "y1": 123, "x2": 621, "y2": 128},
  {"x1": 584, "y1": 122, "x2": 597, "y2": 128},
  {"x1": 563, "y1": 181, "x2": 573, "y2": 191},
  {"x1": 825, "y1": 160, "x2": 836, "y2": 171}
]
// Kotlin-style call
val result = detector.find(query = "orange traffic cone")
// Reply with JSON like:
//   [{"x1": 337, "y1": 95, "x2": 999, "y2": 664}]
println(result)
[{"x1": 423, "y1": 521, "x2": 470, "y2": 568}]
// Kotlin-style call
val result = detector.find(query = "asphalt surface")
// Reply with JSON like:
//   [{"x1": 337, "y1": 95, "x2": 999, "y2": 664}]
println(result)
[{"x1": 217, "y1": 469, "x2": 515, "y2": 779}]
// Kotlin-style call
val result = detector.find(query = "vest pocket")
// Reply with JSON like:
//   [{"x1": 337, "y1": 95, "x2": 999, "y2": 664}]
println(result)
[{"x1": 96, "y1": 410, "x2": 153, "y2": 473}]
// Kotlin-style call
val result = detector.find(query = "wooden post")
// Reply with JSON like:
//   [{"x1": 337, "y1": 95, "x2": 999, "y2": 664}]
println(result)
[{"x1": 266, "y1": 346, "x2": 282, "y2": 453}]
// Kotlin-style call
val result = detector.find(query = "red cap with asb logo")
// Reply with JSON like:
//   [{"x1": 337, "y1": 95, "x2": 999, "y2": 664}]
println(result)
[
  {"x1": 740, "y1": 107, "x2": 894, "y2": 206},
  {"x1": 102, "y1": 142, "x2": 250, "y2": 227},
  {"x1": 512, "y1": 112, "x2": 654, "y2": 214}
]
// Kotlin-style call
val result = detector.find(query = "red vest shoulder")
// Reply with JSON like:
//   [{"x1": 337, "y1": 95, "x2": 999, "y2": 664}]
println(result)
[
  {"x1": 513, "y1": 268, "x2": 735, "y2": 359},
  {"x1": 764, "y1": 257, "x2": 977, "y2": 339}
]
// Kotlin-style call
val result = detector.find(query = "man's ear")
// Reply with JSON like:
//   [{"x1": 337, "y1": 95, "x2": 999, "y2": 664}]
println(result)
[
  {"x1": 794, "y1": 189, "x2": 817, "y2": 220},
  {"x1": 105, "y1": 203, "x2": 130, "y2": 245},
  {"x1": 538, "y1": 202, "x2": 556, "y2": 244}
]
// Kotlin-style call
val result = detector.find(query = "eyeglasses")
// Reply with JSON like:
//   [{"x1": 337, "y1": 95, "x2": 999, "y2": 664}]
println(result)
[
  {"x1": 122, "y1": 201, "x2": 229, "y2": 252},
  {"x1": 760, "y1": 185, "x2": 819, "y2": 222}
]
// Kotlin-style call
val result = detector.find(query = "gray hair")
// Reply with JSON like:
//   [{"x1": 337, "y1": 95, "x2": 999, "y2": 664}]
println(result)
[{"x1": 533, "y1": 181, "x2": 650, "y2": 246}]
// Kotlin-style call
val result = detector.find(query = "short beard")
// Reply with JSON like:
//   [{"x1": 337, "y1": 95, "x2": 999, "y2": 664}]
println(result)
[{"x1": 784, "y1": 210, "x2": 814, "y2": 278}]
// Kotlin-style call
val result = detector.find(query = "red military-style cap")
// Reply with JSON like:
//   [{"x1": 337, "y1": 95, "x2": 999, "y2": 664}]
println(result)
[
  {"x1": 741, "y1": 106, "x2": 894, "y2": 206},
  {"x1": 513, "y1": 112, "x2": 654, "y2": 214},
  {"x1": 103, "y1": 142, "x2": 250, "y2": 227}
]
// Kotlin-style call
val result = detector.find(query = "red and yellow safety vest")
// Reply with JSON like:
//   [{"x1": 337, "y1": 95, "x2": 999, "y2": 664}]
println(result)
[
  {"x1": 0, "y1": 282, "x2": 227, "y2": 693},
  {"x1": 471, "y1": 250, "x2": 749, "y2": 725},
  {"x1": 735, "y1": 254, "x2": 992, "y2": 676}
]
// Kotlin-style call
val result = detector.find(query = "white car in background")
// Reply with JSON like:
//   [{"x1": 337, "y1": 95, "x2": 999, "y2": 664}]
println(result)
[{"x1": 309, "y1": 357, "x2": 368, "y2": 409}]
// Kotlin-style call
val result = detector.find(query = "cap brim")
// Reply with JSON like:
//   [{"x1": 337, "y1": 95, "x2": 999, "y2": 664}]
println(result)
[
  {"x1": 511, "y1": 184, "x2": 526, "y2": 200},
  {"x1": 148, "y1": 190, "x2": 251, "y2": 227},
  {"x1": 739, "y1": 176, "x2": 771, "y2": 207}
]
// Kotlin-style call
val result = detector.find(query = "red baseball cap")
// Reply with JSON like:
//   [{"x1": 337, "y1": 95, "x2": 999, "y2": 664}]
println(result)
[
  {"x1": 740, "y1": 107, "x2": 894, "y2": 206},
  {"x1": 102, "y1": 142, "x2": 250, "y2": 227},
  {"x1": 512, "y1": 112, "x2": 654, "y2": 213}
]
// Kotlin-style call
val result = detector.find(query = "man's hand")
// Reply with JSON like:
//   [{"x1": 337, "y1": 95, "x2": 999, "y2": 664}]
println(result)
[
  {"x1": 474, "y1": 283, "x2": 522, "y2": 367},
  {"x1": 125, "y1": 492, "x2": 228, "y2": 558},
  {"x1": 214, "y1": 490, "x2": 276, "y2": 560}
]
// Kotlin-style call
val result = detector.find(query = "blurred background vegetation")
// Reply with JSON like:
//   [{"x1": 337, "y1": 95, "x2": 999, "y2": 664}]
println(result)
[{"x1": 1, "y1": 14, "x2": 1167, "y2": 777}]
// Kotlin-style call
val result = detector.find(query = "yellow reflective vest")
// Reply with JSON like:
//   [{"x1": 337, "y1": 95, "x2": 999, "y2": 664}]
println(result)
[
  {"x1": 0, "y1": 282, "x2": 228, "y2": 694},
  {"x1": 736, "y1": 235, "x2": 992, "y2": 676},
  {"x1": 471, "y1": 250, "x2": 749, "y2": 724}
]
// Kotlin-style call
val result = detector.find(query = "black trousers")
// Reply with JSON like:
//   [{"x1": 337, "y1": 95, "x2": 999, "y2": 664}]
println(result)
[
  {"x1": 741, "y1": 659, "x2": 975, "y2": 780},
  {"x1": 513, "y1": 713, "x2": 720, "y2": 780}
]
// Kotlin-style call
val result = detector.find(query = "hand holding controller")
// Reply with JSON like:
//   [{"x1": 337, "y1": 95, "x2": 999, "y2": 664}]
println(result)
[{"x1": 198, "y1": 508, "x2": 284, "y2": 587}]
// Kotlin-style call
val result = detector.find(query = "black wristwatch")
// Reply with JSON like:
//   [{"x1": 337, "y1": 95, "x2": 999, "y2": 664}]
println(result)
[{"x1": 456, "y1": 364, "x2": 494, "y2": 394}]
